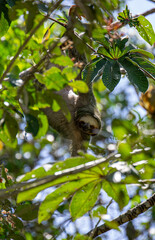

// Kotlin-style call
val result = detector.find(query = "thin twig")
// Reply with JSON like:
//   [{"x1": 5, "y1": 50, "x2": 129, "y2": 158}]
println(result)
[
  {"x1": 136, "y1": 7, "x2": 155, "y2": 17},
  {"x1": 48, "y1": 16, "x2": 67, "y2": 27},
  {"x1": 0, "y1": 0, "x2": 63, "y2": 84}
]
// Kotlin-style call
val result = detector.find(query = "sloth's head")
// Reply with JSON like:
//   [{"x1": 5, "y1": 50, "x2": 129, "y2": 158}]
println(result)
[
  {"x1": 78, "y1": 115, "x2": 100, "y2": 136},
  {"x1": 75, "y1": 105, "x2": 101, "y2": 138}
]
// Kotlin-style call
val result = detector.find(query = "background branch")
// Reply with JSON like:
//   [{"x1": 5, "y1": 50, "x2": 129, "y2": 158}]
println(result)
[{"x1": 87, "y1": 193, "x2": 155, "y2": 238}]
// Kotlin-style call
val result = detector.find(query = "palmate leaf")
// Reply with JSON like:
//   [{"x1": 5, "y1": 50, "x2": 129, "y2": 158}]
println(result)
[
  {"x1": 102, "y1": 60, "x2": 121, "y2": 91},
  {"x1": 117, "y1": 5, "x2": 130, "y2": 22},
  {"x1": 119, "y1": 57, "x2": 148, "y2": 92},
  {"x1": 17, "y1": 167, "x2": 100, "y2": 204},
  {"x1": 38, "y1": 178, "x2": 97, "y2": 223},
  {"x1": 17, "y1": 173, "x2": 93, "y2": 203},
  {"x1": 17, "y1": 155, "x2": 98, "y2": 202},
  {"x1": 70, "y1": 181, "x2": 102, "y2": 220}
]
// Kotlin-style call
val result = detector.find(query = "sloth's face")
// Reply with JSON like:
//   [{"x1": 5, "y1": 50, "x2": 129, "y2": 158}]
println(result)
[{"x1": 78, "y1": 115, "x2": 100, "y2": 136}]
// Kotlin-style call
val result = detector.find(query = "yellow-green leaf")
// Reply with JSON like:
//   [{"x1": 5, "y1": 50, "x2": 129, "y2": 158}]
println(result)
[
  {"x1": 69, "y1": 81, "x2": 89, "y2": 93},
  {"x1": 70, "y1": 181, "x2": 101, "y2": 220}
]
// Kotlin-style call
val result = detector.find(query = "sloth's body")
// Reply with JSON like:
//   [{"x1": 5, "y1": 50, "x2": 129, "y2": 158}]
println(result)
[{"x1": 42, "y1": 85, "x2": 101, "y2": 156}]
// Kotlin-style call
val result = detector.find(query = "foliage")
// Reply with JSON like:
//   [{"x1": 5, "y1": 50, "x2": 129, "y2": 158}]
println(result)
[
  {"x1": 83, "y1": 37, "x2": 155, "y2": 92},
  {"x1": 0, "y1": 0, "x2": 155, "y2": 239}
]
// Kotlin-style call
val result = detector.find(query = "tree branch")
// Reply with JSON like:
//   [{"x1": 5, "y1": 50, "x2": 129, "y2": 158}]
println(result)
[
  {"x1": 0, "y1": 0, "x2": 63, "y2": 84},
  {"x1": 137, "y1": 7, "x2": 155, "y2": 17},
  {"x1": 87, "y1": 193, "x2": 155, "y2": 238},
  {"x1": 105, "y1": 7, "x2": 155, "y2": 31}
]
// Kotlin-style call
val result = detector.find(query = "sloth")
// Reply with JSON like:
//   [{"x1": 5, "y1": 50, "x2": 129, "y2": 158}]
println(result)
[
  {"x1": 42, "y1": 83, "x2": 101, "y2": 156},
  {"x1": 41, "y1": 15, "x2": 101, "y2": 155}
]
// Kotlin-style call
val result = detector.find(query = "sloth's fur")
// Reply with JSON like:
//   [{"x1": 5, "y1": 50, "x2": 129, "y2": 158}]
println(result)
[{"x1": 42, "y1": 85, "x2": 101, "y2": 156}]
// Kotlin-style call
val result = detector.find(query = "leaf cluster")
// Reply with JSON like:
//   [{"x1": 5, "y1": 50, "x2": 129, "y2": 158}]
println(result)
[{"x1": 83, "y1": 37, "x2": 155, "y2": 92}]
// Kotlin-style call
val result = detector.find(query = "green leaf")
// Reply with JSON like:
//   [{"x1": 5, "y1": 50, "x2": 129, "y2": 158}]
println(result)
[
  {"x1": 73, "y1": 234, "x2": 91, "y2": 240},
  {"x1": 17, "y1": 170, "x2": 97, "y2": 203},
  {"x1": 70, "y1": 181, "x2": 101, "y2": 220},
  {"x1": 97, "y1": 47, "x2": 113, "y2": 59},
  {"x1": 18, "y1": 166, "x2": 46, "y2": 182},
  {"x1": 102, "y1": 181, "x2": 129, "y2": 210},
  {"x1": 0, "y1": 182, "x2": 6, "y2": 189},
  {"x1": 118, "y1": 142, "x2": 131, "y2": 159},
  {"x1": 136, "y1": 15, "x2": 155, "y2": 45},
  {"x1": 116, "y1": 38, "x2": 129, "y2": 51},
  {"x1": 38, "y1": 178, "x2": 95, "y2": 223},
  {"x1": 104, "y1": 220, "x2": 120, "y2": 231},
  {"x1": 52, "y1": 99, "x2": 60, "y2": 112},
  {"x1": 129, "y1": 56, "x2": 155, "y2": 80},
  {"x1": 53, "y1": 93, "x2": 71, "y2": 121},
  {"x1": 92, "y1": 28, "x2": 108, "y2": 46},
  {"x1": 119, "y1": 57, "x2": 148, "y2": 92},
  {"x1": 5, "y1": 113, "x2": 18, "y2": 140},
  {"x1": 62, "y1": 67, "x2": 79, "y2": 81},
  {"x1": 112, "y1": 119, "x2": 137, "y2": 140},
  {"x1": 17, "y1": 156, "x2": 99, "y2": 203},
  {"x1": 129, "y1": 49, "x2": 154, "y2": 59},
  {"x1": 51, "y1": 55, "x2": 73, "y2": 67},
  {"x1": 19, "y1": 155, "x2": 97, "y2": 182},
  {"x1": 25, "y1": 114, "x2": 39, "y2": 137},
  {"x1": 69, "y1": 80, "x2": 89, "y2": 93},
  {"x1": 111, "y1": 45, "x2": 122, "y2": 59},
  {"x1": 102, "y1": 60, "x2": 121, "y2": 91},
  {"x1": 92, "y1": 206, "x2": 107, "y2": 218},
  {"x1": 35, "y1": 113, "x2": 48, "y2": 138},
  {"x1": 15, "y1": 203, "x2": 38, "y2": 221},
  {"x1": 35, "y1": 67, "x2": 68, "y2": 91},
  {"x1": 82, "y1": 58, "x2": 106, "y2": 83},
  {"x1": 117, "y1": 5, "x2": 130, "y2": 22},
  {"x1": 0, "y1": 129, "x2": 17, "y2": 148},
  {"x1": 0, "y1": 12, "x2": 10, "y2": 37}
]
